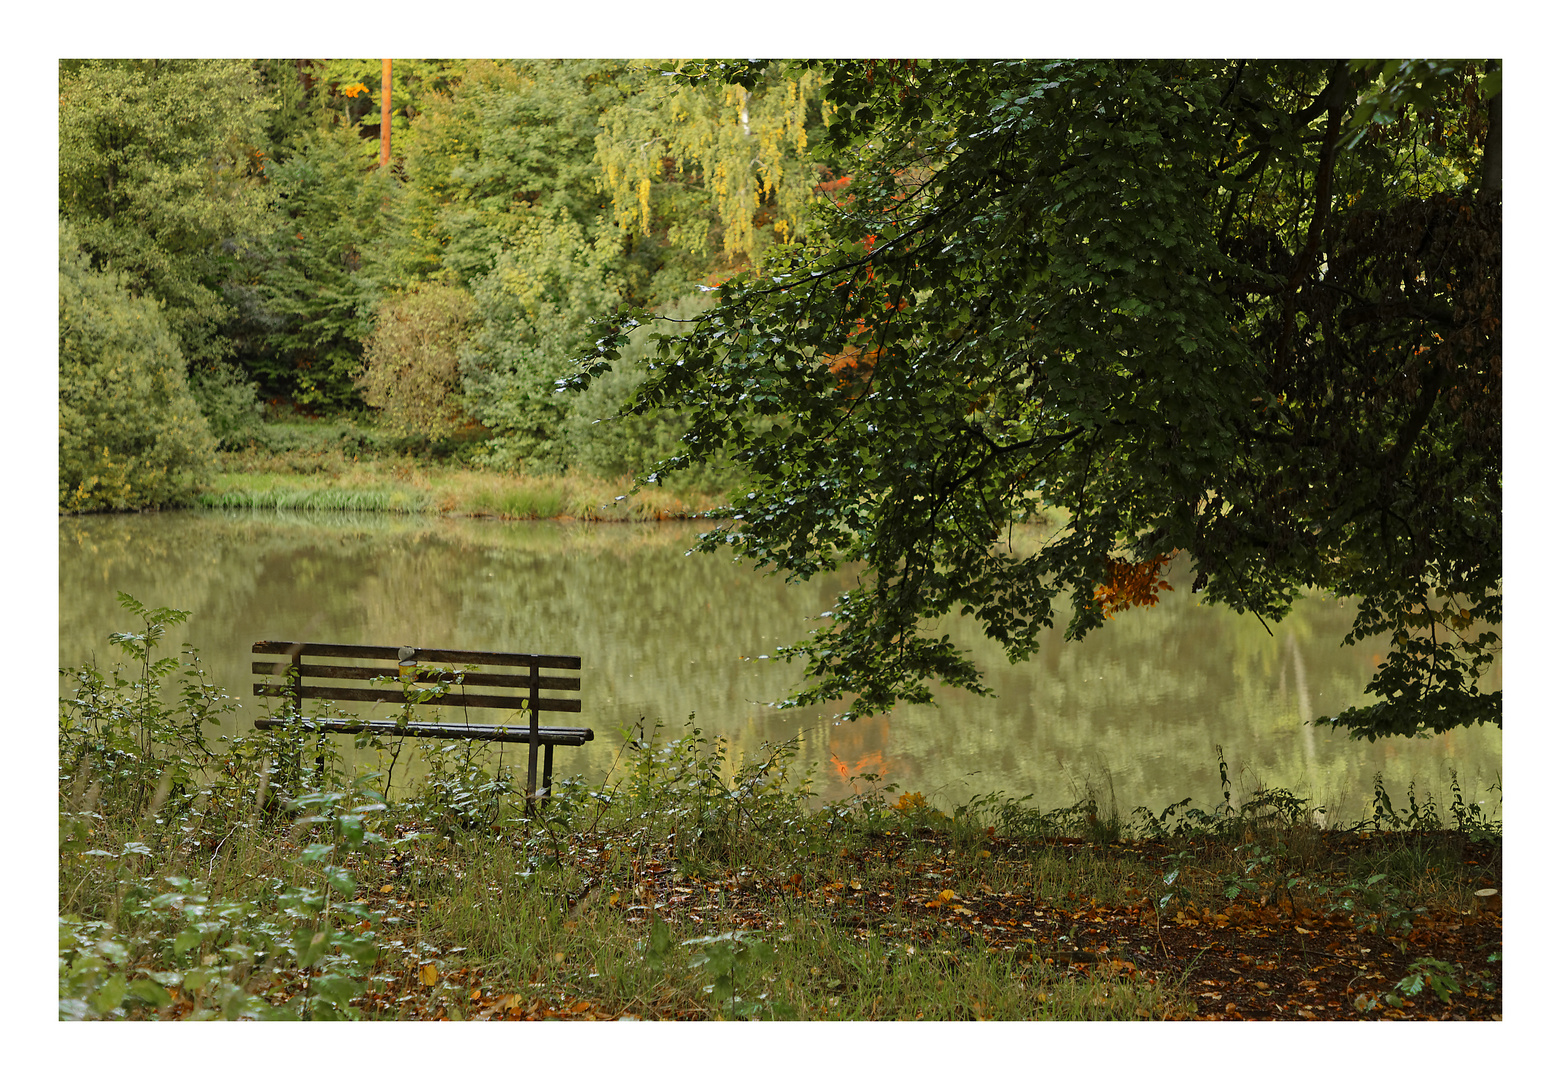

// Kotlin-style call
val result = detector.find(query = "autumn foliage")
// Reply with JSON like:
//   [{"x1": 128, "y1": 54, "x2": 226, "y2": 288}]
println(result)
[{"x1": 1093, "y1": 554, "x2": 1175, "y2": 617}]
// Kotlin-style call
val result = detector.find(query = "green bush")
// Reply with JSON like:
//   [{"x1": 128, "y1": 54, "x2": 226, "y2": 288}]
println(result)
[
  {"x1": 188, "y1": 362, "x2": 265, "y2": 449},
  {"x1": 59, "y1": 222, "x2": 217, "y2": 512},
  {"x1": 558, "y1": 291, "x2": 731, "y2": 483},
  {"x1": 357, "y1": 282, "x2": 477, "y2": 440}
]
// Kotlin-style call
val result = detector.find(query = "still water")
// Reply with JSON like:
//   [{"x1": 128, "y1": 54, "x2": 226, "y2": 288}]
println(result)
[{"x1": 59, "y1": 510, "x2": 1501, "y2": 821}]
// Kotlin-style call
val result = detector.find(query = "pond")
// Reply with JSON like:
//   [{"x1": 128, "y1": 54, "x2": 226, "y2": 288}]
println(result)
[{"x1": 59, "y1": 509, "x2": 1502, "y2": 822}]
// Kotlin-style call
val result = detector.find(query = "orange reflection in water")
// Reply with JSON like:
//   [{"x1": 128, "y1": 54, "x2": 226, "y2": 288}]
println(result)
[{"x1": 827, "y1": 714, "x2": 899, "y2": 786}]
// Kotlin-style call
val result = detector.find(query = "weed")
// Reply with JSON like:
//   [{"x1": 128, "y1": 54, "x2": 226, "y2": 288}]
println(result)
[{"x1": 1383, "y1": 957, "x2": 1462, "y2": 1008}]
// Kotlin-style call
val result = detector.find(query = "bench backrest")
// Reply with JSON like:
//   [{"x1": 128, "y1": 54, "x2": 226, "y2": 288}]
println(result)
[{"x1": 251, "y1": 641, "x2": 582, "y2": 720}]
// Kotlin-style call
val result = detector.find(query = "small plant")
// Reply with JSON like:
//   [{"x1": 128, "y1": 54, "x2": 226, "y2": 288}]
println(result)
[
  {"x1": 1221, "y1": 839, "x2": 1311, "y2": 911},
  {"x1": 59, "y1": 593, "x2": 234, "y2": 818},
  {"x1": 1216, "y1": 745, "x2": 1234, "y2": 819},
  {"x1": 1130, "y1": 797, "x2": 1192, "y2": 840},
  {"x1": 278, "y1": 784, "x2": 391, "y2": 1019},
  {"x1": 685, "y1": 930, "x2": 788, "y2": 1019},
  {"x1": 1385, "y1": 957, "x2": 1461, "y2": 1008},
  {"x1": 58, "y1": 780, "x2": 392, "y2": 1020},
  {"x1": 1446, "y1": 770, "x2": 1500, "y2": 838},
  {"x1": 620, "y1": 718, "x2": 812, "y2": 870},
  {"x1": 1325, "y1": 871, "x2": 1427, "y2": 943},
  {"x1": 1240, "y1": 785, "x2": 1311, "y2": 830},
  {"x1": 1151, "y1": 844, "x2": 1202, "y2": 955}
]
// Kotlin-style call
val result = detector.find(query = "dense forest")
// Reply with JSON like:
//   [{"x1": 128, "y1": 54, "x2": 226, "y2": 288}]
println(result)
[{"x1": 58, "y1": 59, "x2": 835, "y2": 509}]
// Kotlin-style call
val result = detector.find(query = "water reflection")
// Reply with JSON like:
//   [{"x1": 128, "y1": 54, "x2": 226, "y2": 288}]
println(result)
[{"x1": 59, "y1": 510, "x2": 1501, "y2": 820}]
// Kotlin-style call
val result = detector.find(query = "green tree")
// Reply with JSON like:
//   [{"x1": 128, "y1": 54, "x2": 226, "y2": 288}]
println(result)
[
  {"x1": 387, "y1": 60, "x2": 630, "y2": 467},
  {"x1": 558, "y1": 290, "x2": 723, "y2": 481},
  {"x1": 241, "y1": 123, "x2": 398, "y2": 406},
  {"x1": 460, "y1": 209, "x2": 624, "y2": 468},
  {"x1": 396, "y1": 59, "x2": 619, "y2": 284},
  {"x1": 59, "y1": 221, "x2": 217, "y2": 512},
  {"x1": 58, "y1": 59, "x2": 275, "y2": 368},
  {"x1": 572, "y1": 59, "x2": 1501, "y2": 741}
]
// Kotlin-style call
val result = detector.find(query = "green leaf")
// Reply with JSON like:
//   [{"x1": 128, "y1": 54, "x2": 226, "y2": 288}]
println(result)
[
  {"x1": 128, "y1": 978, "x2": 172, "y2": 1009},
  {"x1": 173, "y1": 926, "x2": 203, "y2": 957},
  {"x1": 90, "y1": 974, "x2": 127, "y2": 1015},
  {"x1": 295, "y1": 925, "x2": 331, "y2": 968}
]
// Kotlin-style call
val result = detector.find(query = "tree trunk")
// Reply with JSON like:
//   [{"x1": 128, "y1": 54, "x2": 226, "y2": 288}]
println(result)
[
  {"x1": 1478, "y1": 90, "x2": 1501, "y2": 201},
  {"x1": 380, "y1": 59, "x2": 392, "y2": 168}
]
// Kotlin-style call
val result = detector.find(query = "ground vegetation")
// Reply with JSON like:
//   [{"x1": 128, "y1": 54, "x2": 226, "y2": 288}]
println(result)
[{"x1": 60, "y1": 603, "x2": 1501, "y2": 1021}]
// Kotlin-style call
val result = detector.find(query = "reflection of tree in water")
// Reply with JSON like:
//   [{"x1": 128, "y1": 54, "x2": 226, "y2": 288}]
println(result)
[{"x1": 59, "y1": 513, "x2": 1500, "y2": 818}]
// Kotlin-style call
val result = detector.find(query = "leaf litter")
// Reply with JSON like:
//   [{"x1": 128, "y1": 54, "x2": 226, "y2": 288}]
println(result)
[{"x1": 345, "y1": 822, "x2": 1501, "y2": 1021}]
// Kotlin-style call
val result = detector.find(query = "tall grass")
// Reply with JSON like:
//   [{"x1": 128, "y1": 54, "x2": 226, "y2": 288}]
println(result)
[
  {"x1": 199, "y1": 463, "x2": 726, "y2": 521},
  {"x1": 197, "y1": 486, "x2": 434, "y2": 513}
]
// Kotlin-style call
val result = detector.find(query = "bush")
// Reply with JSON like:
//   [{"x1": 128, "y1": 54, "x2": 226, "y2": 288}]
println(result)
[
  {"x1": 59, "y1": 221, "x2": 217, "y2": 512},
  {"x1": 558, "y1": 291, "x2": 730, "y2": 483},
  {"x1": 357, "y1": 282, "x2": 477, "y2": 440},
  {"x1": 188, "y1": 362, "x2": 265, "y2": 449}
]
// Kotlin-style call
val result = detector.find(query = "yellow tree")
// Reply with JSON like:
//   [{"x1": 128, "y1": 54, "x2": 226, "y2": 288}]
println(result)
[{"x1": 594, "y1": 61, "x2": 830, "y2": 275}]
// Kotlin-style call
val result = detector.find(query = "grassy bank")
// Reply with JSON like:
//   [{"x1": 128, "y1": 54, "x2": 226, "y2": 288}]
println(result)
[
  {"x1": 197, "y1": 463, "x2": 722, "y2": 521},
  {"x1": 191, "y1": 415, "x2": 734, "y2": 521},
  {"x1": 59, "y1": 601, "x2": 1502, "y2": 1021}
]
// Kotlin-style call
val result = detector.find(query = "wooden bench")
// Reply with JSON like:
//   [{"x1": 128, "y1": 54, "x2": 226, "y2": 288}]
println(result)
[{"x1": 251, "y1": 640, "x2": 591, "y2": 806}]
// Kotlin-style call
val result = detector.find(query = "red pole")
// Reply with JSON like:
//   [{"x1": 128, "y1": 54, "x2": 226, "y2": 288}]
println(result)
[{"x1": 380, "y1": 59, "x2": 392, "y2": 167}]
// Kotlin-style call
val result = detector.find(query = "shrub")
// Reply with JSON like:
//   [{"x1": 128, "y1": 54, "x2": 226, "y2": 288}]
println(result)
[
  {"x1": 357, "y1": 282, "x2": 477, "y2": 440},
  {"x1": 59, "y1": 221, "x2": 217, "y2": 512},
  {"x1": 558, "y1": 291, "x2": 731, "y2": 482},
  {"x1": 188, "y1": 361, "x2": 265, "y2": 449}
]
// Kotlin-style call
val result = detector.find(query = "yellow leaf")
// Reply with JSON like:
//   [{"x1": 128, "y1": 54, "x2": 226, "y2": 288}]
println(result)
[
  {"x1": 419, "y1": 963, "x2": 439, "y2": 986},
  {"x1": 380, "y1": 884, "x2": 394, "y2": 894},
  {"x1": 938, "y1": 889, "x2": 957, "y2": 902}
]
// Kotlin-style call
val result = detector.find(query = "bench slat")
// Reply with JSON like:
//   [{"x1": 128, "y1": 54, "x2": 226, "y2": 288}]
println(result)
[
  {"x1": 253, "y1": 683, "x2": 582, "y2": 712},
  {"x1": 250, "y1": 661, "x2": 581, "y2": 693},
  {"x1": 253, "y1": 716, "x2": 593, "y2": 745},
  {"x1": 253, "y1": 640, "x2": 581, "y2": 670}
]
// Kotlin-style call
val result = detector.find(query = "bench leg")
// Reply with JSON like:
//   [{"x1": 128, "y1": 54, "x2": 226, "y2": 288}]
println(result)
[
  {"x1": 542, "y1": 744, "x2": 555, "y2": 805},
  {"x1": 525, "y1": 738, "x2": 538, "y2": 813}
]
